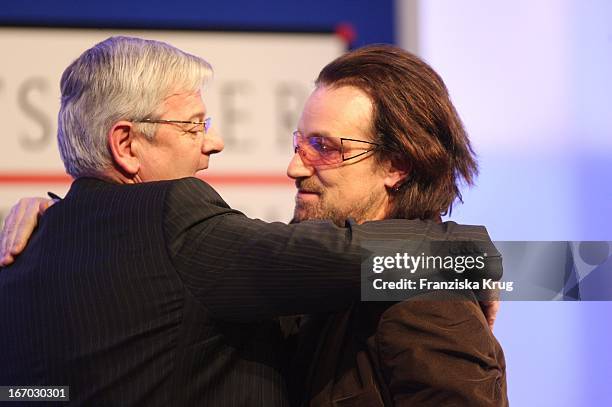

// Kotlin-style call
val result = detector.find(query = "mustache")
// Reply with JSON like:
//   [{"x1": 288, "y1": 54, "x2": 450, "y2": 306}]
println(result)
[{"x1": 295, "y1": 178, "x2": 323, "y2": 194}]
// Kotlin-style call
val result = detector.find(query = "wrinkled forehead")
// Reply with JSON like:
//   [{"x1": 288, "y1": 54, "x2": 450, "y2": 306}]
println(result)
[
  {"x1": 157, "y1": 89, "x2": 206, "y2": 118},
  {"x1": 298, "y1": 85, "x2": 374, "y2": 140}
]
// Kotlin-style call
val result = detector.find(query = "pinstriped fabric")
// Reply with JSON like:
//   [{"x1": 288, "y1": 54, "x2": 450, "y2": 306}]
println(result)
[
  {"x1": 0, "y1": 178, "x2": 185, "y2": 406},
  {"x1": 163, "y1": 178, "x2": 502, "y2": 322},
  {"x1": 0, "y1": 176, "x2": 499, "y2": 406}
]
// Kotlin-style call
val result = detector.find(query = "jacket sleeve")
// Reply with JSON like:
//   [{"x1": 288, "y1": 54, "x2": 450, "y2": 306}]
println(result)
[
  {"x1": 372, "y1": 292, "x2": 508, "y2": 406},
  {"x1": 163, "y1": 177, "x2": 501, "y2": 321}
]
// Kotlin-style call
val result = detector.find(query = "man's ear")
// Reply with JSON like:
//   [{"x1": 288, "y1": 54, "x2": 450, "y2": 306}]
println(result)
[
  {"x1": 108, "y1": 121, "x2": 140, "y2": 176},
  {"x1": 382, "y1": 156, "x2": 409, "y2": 190}
]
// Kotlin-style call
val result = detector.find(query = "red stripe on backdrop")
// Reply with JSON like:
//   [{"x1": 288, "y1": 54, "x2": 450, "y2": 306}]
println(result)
[
  {"x1": 0, "y1": 172, "x2": 293, "y2": 186},
  {"x1": 199, "y1": 174, "x2": 293, "y2": 186},
  {"x1": 0, "y1": 173, "x2": 72, "y2": 184}
]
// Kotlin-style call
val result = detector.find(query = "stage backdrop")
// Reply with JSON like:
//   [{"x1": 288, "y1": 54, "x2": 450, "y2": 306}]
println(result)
[
  {"x1": 0, "y1": 27, "x2": 346, "y2": 224},
  {"x1": 397, "y1": 1, "x2": 612, "y2": 405}
]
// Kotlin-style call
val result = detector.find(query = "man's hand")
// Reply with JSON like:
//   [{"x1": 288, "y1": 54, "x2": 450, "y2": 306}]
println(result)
[
  {"x1": 475, "y1": 286, "x2": 501, "y2": 331},
  {"x1": 0, "y1": 197, "x2": 53, "y2": 267},
  {"x1": 479, "y1": 299, "x2": 500, "y2": 331}
]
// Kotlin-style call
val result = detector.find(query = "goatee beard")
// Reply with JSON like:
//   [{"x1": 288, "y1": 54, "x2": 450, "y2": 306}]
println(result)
[{"x1": 292, "y1": 192, "x2": 381, "y2": 227}]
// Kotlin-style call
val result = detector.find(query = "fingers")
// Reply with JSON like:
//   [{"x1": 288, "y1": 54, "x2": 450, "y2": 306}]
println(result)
[
  {"x1": 6, "y1": 198, "x2": 37, "y2": 256},
  {"x1": 0, "y1": 253, "x2": 14, "y2": 267},
  {"x1": 0, "y1": 203, "x2": 20, "y2": 266},
  {"x1": 39, "y1": 198, "x2": 56, "y2": 215},
  {"x1": 0, "y1": 198, "x2": 50, "y2": 267},
  {"x1": 9, "y1": 198, "x2": 48, "y2": 255},
  {"x1": 483, "y1": 300, "x2": 500, "y2": 332}
]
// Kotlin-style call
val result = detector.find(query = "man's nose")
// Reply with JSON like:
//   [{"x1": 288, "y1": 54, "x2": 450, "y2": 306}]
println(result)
[
  {"x1": 202, "y1": 127, "x2": 224, "y2": 155},
  {"x1": 287, "y1": 151, "x2": 315, "y2": 179}
]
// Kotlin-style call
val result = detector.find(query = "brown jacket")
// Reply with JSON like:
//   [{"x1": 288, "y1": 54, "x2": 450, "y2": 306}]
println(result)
[{"x1": 293, "y1": 291, "x2": 508, "y2": 406}]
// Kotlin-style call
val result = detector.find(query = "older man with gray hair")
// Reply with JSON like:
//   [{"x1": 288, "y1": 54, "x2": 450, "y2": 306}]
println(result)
[{"x1": 0, "y1": 36, "x2": 502, "y2": 406}]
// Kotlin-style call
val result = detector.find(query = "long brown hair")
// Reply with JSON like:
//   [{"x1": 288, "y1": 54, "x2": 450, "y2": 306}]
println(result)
[{"x1": 316, "y1": 44, "x2": 478, "y2": 220}]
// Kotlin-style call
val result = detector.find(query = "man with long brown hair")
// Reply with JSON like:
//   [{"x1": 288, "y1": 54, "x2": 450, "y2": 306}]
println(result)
[{"x1": 287, "y1": 44, "x2": 508, "y2": 406}]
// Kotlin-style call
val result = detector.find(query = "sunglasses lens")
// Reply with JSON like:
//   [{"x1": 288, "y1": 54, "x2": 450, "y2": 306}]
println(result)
[{"x1": 293, "y1": 132, "x2": 342, "y2": 165}]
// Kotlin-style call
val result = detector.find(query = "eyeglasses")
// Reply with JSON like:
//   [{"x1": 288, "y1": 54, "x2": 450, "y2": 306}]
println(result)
[
  {"x1": 292, "y1": 131, "x2": 380, "y2": 166},
  {"x1": 133, "y1": 117, "x2": 212, "y2": 135}
]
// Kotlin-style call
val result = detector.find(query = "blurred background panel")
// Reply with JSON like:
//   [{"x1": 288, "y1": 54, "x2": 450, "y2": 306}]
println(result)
[
  {"x1": 1, "y1": 0, "x2": 611, "y2": 405},
  {"x1": 398, "y1": 1, "x2": 612, "y2": 405},
  {"x1": 0, "y1": 27, "x2": 346, "y2": 221}
]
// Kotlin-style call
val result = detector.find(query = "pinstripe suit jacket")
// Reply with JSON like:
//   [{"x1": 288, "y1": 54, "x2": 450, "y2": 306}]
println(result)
[{"x1": 0, "y1": 177, "x2": 499, "y2": 406}]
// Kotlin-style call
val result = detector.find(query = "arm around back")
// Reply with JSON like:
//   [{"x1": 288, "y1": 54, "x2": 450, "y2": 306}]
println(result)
[{"x1": 163, "y1": 178, "x2": 501, "y2": 321}]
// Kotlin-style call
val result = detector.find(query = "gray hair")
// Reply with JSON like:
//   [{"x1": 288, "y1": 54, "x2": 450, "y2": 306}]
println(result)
[{"x1": 57, "y1": 36, "x2": 213, "y2": 178}]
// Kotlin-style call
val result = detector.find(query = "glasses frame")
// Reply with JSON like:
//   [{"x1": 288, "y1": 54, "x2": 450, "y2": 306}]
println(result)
[
  {"x1": 338, "y1": 137, "x2": 381, "y2": 162},
  {"x1": 292, "y1": 131, "x2": 381, "y2": 165},
  {"x1": 132, "y1": 117, "x2": 212, "y2": 134}
]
